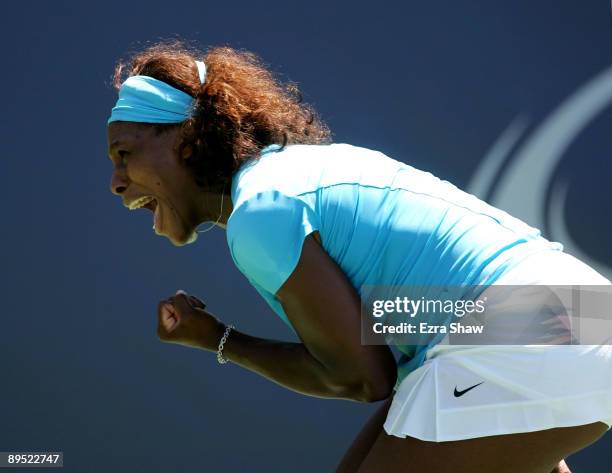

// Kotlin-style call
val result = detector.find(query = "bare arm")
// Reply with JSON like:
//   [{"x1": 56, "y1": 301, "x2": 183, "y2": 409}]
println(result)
[{"x1": 186, "y1": 232, "x2": 397, "y2": 402}]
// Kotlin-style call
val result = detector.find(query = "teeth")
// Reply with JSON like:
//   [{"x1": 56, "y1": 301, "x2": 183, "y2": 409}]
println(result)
[{"x1": 129, "y1": 195, "x2": 155, "y2": 210}]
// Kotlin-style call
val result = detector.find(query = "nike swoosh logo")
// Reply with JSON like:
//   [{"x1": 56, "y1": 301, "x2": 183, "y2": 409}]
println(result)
[{"x1": 454, "y1": 381, "x2": 484, "y2": 397}]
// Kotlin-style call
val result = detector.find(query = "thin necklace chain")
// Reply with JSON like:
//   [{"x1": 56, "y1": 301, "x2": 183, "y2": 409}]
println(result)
[{"x1": 197, "y1": 183, "x2": 226, "y2": 233}]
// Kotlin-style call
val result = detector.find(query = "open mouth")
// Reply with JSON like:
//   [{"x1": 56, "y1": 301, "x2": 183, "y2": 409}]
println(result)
[
  {"x1": 152, "y1": 200, "x2": 161, "y2": 232},
  {"x1": 129, "y1": 196, "x2": 160, "y2": 231},
  {"x1": 143, "y1": 199, "x2": 157, "y2": 212}
]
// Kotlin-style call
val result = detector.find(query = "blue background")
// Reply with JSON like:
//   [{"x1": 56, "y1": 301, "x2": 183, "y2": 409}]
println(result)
[{"x1": 2, "y1": 0, "x2": 611, "y2": 471}]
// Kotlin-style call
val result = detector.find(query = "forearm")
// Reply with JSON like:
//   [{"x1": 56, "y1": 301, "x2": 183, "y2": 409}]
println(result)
[{"x1": 206, "y1": 325, "x2": 389, "y2": 402}]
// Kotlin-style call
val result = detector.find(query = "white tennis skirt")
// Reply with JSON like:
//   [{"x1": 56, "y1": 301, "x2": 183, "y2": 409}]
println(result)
[{"x1": 383, "y1": 249, "x2": 612, "y2": 442}]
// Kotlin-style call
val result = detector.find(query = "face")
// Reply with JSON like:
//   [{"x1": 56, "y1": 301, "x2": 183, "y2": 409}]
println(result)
[{"x1": 107, "y1": 121, "x2": 205, "y2": 246}]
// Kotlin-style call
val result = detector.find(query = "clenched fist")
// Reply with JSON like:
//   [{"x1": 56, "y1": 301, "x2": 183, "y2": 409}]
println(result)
[{"x1": 157, "y1": 290, "x2": 225, "y2": 351}]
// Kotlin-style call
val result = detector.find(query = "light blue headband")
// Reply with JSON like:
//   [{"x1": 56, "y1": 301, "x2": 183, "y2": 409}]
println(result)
[{"x1": 107, "y1": 60, "x2": 206, "y2": 124}]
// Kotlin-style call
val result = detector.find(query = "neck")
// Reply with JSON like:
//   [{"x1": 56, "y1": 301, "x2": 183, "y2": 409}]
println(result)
[{"x1": 195, "y1": 182, "x2": 234, "y2": 230}]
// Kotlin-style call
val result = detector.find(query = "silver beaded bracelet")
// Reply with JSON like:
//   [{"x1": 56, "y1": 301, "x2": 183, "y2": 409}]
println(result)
[{"x1": 216, "y1": 324, "x2": 235, "y2": 364}]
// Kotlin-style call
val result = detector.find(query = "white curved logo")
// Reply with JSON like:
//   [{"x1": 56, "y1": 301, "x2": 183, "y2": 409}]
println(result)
[{"x1": 467, "y1": 64, "x2": 612, "y2": 280}]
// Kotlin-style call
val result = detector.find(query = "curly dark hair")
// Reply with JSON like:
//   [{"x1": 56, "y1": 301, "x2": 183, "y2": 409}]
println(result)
[{"x1": 110, "y1": 39, "x2": 333, "y2": 191}]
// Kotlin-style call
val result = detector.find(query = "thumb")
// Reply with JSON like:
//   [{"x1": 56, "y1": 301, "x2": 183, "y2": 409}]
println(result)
[
  {"x1": 172, "y1": 291, "x2": 195, "y2": 318},
  {"x1": 176, "y1": 289, "x2": 207, "y2": 310},
  {"x1": 188, "y1": 295, "x2": 207, "y2": 310}
]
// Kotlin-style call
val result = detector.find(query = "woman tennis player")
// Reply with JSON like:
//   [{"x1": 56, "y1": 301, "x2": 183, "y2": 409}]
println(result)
[{"x1": 106, "y1": 41, "x2": 612, "y2": 472}]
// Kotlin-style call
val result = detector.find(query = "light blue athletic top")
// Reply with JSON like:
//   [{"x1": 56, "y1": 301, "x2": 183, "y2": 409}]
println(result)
[{"x1": 226, "y1": 143, "x2": 564, "y2": 389}]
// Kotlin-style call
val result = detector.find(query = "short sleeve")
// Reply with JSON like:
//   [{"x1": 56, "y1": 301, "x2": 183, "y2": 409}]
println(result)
[{"x1": 227, "y1": 190, "x2": 320, "y2": 295}]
